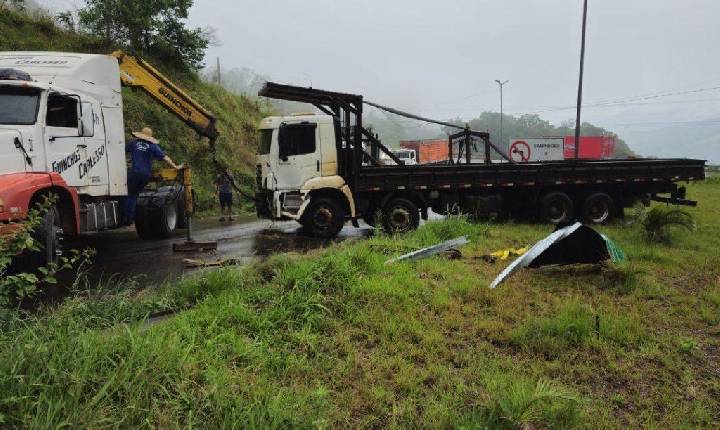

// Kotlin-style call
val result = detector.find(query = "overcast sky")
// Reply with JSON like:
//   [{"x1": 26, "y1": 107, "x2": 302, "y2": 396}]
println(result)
[
  {"x1": 184, "y1": 0, "x2": 720, "y2": 128},
  {"x1": 36, "y1": 0, "x2": 720, "y2": 157}
]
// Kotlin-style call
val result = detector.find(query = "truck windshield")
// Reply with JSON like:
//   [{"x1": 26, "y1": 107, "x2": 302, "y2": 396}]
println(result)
[
  {"x1": 0, "y1": 86, "x2": 41, "y2": 125},
  {"x1": 258, "y1": 129, "x2": 273, "y2": 155}
]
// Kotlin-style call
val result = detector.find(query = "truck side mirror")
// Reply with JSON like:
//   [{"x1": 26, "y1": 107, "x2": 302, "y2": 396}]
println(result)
[{"x1": 80, "y1": 102, "x2": 94, "y2": 137}]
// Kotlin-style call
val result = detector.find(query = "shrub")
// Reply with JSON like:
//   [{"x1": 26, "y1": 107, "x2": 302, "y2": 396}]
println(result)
[
  {"x1": 0, "y1": 196, "x2": 92, "y2": 306},
  {"x1": 640, "y1": 206, "x2": 695, "y2": 243},
  {"x1": 484, "y1": 375, "x2": 583, "y2": 429}
]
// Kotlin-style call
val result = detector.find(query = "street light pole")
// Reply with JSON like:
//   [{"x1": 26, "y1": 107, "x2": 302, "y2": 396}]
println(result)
[
  {"x1": 574, "y1": 0, "x2": 589, "y2": 159},
  {"x1": 495, "y1": 79, "x2": 509, "y2": 151}
]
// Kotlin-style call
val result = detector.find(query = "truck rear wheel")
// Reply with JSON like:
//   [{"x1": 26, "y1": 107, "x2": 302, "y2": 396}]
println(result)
[
  {"x1": 582, "y1": 192, "x2": 615, "y2": 224},
  {"x1": 539, "y1": 191, "x2": 574, "y2": 224},
  {"x1": 383, "y1": 198, "x2": 420, "y2": 234},
  {"x1": 301, "y1": 197, "x2": 346, "y2": 238},
  {"x1": 135, "y1": 200, "x2": 178, "y2": 240}
]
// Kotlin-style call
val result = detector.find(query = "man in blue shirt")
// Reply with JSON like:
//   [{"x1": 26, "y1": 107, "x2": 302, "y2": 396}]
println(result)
[{"x1": 121, "y1": 127, "x2": 182, "y2": 225}]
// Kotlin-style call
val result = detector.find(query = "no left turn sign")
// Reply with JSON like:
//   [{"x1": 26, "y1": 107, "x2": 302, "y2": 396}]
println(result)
[{"x1": 510, "y1": 140, "x2": 531, "y2": 162}]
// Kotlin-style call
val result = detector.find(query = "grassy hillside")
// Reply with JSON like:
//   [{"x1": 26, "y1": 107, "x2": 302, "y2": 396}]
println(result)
[
  {"x1": 1, "y1": 180, "x2": 718, "y2": 428},
  {"x1": 0, "y1": 7, "x2": 265, "y2": 210}
]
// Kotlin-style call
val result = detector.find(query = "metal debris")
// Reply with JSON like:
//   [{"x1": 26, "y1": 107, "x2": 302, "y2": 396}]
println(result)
[
  {"x1": 182, "y1": 257, "x2": 239, "y2": 268},
  {"x1": 385, "y1": 236, "x2": 469, "y2": 264},
  {"x1": 489, "y1": 222, "x2": 624, "y2": 288}
]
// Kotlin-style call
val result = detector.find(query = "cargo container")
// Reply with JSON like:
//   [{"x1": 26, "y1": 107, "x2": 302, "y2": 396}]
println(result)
[
  {"x1": 400, "y1": 139, "x2": 449, "y2": 164},
  {"x1": 564, "y1": 136, "x2": 615, "y2": 159}
]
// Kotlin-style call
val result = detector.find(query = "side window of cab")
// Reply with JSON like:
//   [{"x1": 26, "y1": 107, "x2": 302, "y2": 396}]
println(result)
[
  {"x1": 278, "y1": 122, "x2": 317, "y2": 160},
  {"x1": 46, "y1": 93, "x2": 79, "y2": 128}
]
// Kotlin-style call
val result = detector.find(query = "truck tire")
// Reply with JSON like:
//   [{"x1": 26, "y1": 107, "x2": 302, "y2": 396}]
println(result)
[
  {"x1": 301, "y1": 197, "x2": 346, "y2": 238},
  {"x1": 155, "y1": 201, "x2": 179, "y2": 238},
  {"x1": 539, "y1": 191, "x2": 574, "y2": 224},
  {"x1": 30, "y1": 205, "x2": 62, "y2": 268},
  {"x1": 383, "y1": 198, "x2": 420, "y2": 234},
  {"x1": 134, "y1": 200, "x2": 178, "y2": 240},
  {"x1": 582, "y1": 192, "x2": 615, "y2": 224}
]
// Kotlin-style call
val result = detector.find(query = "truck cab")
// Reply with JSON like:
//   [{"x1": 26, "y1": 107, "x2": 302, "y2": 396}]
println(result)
[
  {"x1": 255, "y1": 113, "x2": 356, "y2": 236},
  {"x1": 380, "y1": 148, "x2": 417, "y2": 165},
  {"x1": 0, "y1": 53, "x2": 128, "y2": 239}
]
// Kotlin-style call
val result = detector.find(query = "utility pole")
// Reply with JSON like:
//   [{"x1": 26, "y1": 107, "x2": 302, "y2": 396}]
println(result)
[
  {"x1": 216, "y1": 56, "x2": 221, "y2": 85},
  {"x1": 495, "y1": 79, "x2": 509, "y2": 152},
  {"x1": 574, "y1": 0, "x2": 589, "y2": 159}
]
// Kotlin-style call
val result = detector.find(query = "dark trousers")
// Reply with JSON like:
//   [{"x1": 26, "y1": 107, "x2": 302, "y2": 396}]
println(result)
[
  {"x1": 219, "y1": 192, "x2": 233, "y2": 209},
  {"x1": 121, "y1": 170, "x2": 150, "y2": 224}
]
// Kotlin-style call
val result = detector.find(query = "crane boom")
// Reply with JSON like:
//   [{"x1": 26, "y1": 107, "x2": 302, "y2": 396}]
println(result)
[{"x1": 112, "y1": 50, "x2": 218, "y2": 140}]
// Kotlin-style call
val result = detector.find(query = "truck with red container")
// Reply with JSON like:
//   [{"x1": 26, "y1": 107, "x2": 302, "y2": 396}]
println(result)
[
  {"x1": 564, "y1": 135, "x2": 616, "y2": 159},
  {"x1": 400, "y1": 139, "x2": 449, "y2": 164}
]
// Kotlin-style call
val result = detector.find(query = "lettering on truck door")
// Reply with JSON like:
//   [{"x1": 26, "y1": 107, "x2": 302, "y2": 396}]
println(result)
[
  {"x1": 45, "y1": 92, "x2": 88, "y2": 187},
  {"x1": 77, "y1": 100, "x2": 109, "y2": 193}
]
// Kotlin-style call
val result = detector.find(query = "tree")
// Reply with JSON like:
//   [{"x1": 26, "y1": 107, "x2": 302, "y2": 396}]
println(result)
[
  {"x1": 442, "y1": 112, "x2": 635, "y2": 159},
  {"x1": 79, "y1": 0, "x2": 210, "y2": 69}
]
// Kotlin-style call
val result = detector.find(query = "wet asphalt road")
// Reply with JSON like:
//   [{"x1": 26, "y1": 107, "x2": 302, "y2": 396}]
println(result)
[{"x1": 68, "y1": 216, "x2": 375, "y2": 285}]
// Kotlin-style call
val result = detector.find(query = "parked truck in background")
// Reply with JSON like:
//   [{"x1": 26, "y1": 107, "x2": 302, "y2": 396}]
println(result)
[
  {"x1": 379, "y1": 148, "x2": 417, "y2": 165},
  {"x1": 400, "y1": 139, "x2": 449, "y2": 164},
  {"x1": 255, "y1": 82, "x2": 705, "y2": 238},
  {"x1": 0, "y1": 51, "x2": 218, "y2": 265}
]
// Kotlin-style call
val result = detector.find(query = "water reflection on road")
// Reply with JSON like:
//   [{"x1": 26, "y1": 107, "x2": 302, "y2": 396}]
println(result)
[{"x1": 69, "y1": 215, "x2": 374, "y2": 285}]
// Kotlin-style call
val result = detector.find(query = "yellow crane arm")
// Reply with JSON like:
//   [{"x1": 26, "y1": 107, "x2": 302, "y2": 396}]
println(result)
[{"x1": 112, "y1": 50, "x2": 218, "y2": 140}]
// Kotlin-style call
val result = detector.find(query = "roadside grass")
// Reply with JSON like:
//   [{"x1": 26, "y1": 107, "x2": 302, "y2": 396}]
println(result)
[{"x1": 1, "y1": 182, "x2": 720, "y2": 427}]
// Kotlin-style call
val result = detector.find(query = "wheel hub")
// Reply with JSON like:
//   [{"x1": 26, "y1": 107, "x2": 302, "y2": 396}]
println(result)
[
  {"x1": 313, "y1": 206, "x2": 334, "y2": 229},
  {"x1": 588, "y1": 201, "x2": 609, "y2": 222},
  {"x1": 389, "y1": 207, "x2": 411, "y2": 229},
  {"x1": 166, "y1": 206, "x2": 178, "y2": 230},
  {"x1": 548, "y1": 200, "x2": 567, "y2": 222}
]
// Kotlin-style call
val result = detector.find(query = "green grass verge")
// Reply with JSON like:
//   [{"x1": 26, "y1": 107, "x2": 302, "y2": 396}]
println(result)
[{"x1": 1, "y1": 182, "x2": 719, "y2": 428}]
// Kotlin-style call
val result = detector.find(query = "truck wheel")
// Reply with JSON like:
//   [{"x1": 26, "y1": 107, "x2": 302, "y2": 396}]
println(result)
[
  {"x1": 31, "y1": 205, "x2": 62, "y2": 268},
  {"x1": 301, "y1": 197, "x2": 346, "y2": 238},
  {"x1": 582, "y1": 192, "x2": 615, "y2": 224},
  {"x1": 383, "y1": 198, "x2": 420, "y2": 233},
  {"x1": 539, "y1": 191, "x2": 574, "y2": 224},
  {"x1": 154, "y1": 201, "x2": 179, "y2": 238},
  {"x1": 134, "y1": 201, "x2": 178, "y2": 240}
]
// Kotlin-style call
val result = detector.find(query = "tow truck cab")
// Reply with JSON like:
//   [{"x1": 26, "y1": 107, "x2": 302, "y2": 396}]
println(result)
[
  {"x1": 0, "y1": 53, "x2": 128, "y2": 235},
  {"x1": 255, "y1": 114, "x2": 355, "y2": 232}
]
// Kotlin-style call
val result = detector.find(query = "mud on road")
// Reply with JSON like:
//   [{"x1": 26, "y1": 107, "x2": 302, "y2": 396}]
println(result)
[{"x1": 68, "y1": 215, "x2": 374, "y2": 285}]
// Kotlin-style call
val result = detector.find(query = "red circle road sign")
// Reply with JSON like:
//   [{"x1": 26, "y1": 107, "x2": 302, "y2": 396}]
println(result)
[{"x1": 509, "y1": 140, "x2": 531, "y2": 162}]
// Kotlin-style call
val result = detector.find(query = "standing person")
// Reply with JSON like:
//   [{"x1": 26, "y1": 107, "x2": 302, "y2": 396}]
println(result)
[
  {"x1": 215, "y1": 171, "x2": 234, "y2": 222},
  {"x1": 121, "y1": 127, "x2": 182, "y2": 225}
]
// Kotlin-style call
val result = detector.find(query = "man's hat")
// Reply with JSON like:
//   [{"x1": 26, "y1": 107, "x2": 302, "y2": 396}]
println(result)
[{"x1": 131, "y1": 127, "x2": 159, "y2": 144}]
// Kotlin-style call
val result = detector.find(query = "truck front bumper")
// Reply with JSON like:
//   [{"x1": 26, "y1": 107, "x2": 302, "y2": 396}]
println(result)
[{"x1": 255, "y1": 189, "x2": 310, "y2": 221}]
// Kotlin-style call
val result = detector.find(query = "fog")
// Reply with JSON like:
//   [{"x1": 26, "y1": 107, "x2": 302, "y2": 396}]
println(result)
[{"x1": 35, "y1": 0, "x2": 720, "y2": 160}]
